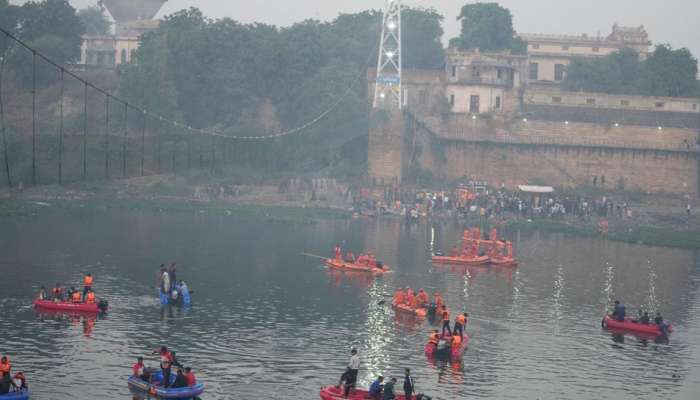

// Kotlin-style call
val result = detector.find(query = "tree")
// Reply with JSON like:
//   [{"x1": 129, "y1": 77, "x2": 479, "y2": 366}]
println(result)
[
  {"x1": 640, "y1": 44, "x2": 699, "y2": 97},
  {"x1": 402, "y1": 7, "x2": 444, "y2": 69},
  {"x1": 78, "y1": 5, "x2": 111, "y2": 36},
  {"x1": 0, "y1": 0, "x2": 19, "y2": 55},
  {"x1": 16, "y1": 0, "x2": 84, "y2": 64},
  {"x1": 562, "y1": 48, "x2": 643, "y2": 94},
  {"x1": 450, "y1": 3, "x2": 526, "y2": 55}
]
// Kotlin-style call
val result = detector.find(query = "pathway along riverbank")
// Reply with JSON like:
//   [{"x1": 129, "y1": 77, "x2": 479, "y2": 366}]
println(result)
[{"x1": 1, "y1": 174, "x2": 699, "y2": 249}]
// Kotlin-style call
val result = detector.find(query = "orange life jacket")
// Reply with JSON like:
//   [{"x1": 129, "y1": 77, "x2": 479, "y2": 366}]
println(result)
[
  {"x1": 456, "y1": 314, "x2": 466, "y2": 326},
  {"x1": 429, "y1": 333, "x2": 439, "y2": 345},
  {"x1": 434, "y1": 295, "x2": 443, "y2": 307},
  {"x1": 84, "y1": 276, "x2": 93, "y2": 287},
  {"x1": 452, "y1": 335, "x2": 462, "y2": 347},
  {"x1": 443, "y1": 310, "x2": 450, "y2": 321},
  {"x1": 410, "y1": 296, "x2": 422, "y2": 308},
  {"x1": 418, "y1": 292, "x2": 429, "y2": 304},
  {"x1": 86, "y1": 292, "x2": 96, "y2": 304},
  {"x1": 393, "y1": 292, "x2": 405, "y2": 305},
  {"x1": 71, "y1": 291, "x2": 82, "y2": 303}
]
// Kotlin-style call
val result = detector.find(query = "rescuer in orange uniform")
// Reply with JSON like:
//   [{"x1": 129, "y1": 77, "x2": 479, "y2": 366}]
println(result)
[{"x1": 82, "y1": 273, "x2": 94, "y2": 301}]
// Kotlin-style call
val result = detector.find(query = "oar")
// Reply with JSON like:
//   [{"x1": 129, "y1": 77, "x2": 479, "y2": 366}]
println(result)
[{"x1": 301, "y1": 252, "x2": 328, "y2": 260}]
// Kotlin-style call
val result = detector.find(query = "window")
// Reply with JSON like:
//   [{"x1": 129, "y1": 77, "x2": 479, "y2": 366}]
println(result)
[
  {"x1": 529, "y1": 63, "x2": 539, "y2": 80},
  {"x1": 655, "y1": 102, "x2": 664, "y2": 108},
  {"x1": 562, "y1": 45, "x2": 570, "y2": 51},
  {"x1": 471, "y1": 66, "x2": 480, "y2": 78},
  {"x1": 586, "y1": 98, "x2": 596, "y2": 105},
  {"x1": 495, "y1": 96, "x2": 501, "y2": 109},
  {"x1": 592, "y1": 47, "x2": 600, "y2": 52},
  {"x1": 554, "y1": 64, "x2": 565, "y2": 81},
  {"x1": 620, "y1": 100, "x2": 630, "y2": 107},
  {"x1": 497, "y1": 68, "x2": 503, "y2": 79},
  {"x1": 532, "y1": 43, "x2": 540, "y2": 49},
  {"x1": 469, "y1": 95, "x2": 480, "y2": 113},
  {"x1": 451, "y1": 65, "x2": 457, "y2": 78},
  {"x1": 552, "y1": 97, "x2": 562, "y2": 104},
  {"x1": 120, "y1": 49, "x2": 127, "y2": 64},
  {"x1": 450, "y1": 94, "x2": 455, "y2": 107}
]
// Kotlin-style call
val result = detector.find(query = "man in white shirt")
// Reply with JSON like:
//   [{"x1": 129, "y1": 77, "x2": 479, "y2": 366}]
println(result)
[{"x1": 338, "y1": 348, "x2": 360, "y2": 397}]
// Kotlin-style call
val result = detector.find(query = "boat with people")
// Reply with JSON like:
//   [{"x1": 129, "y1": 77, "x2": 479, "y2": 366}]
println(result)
[
  {"x1": 424, "y1": 333, "x2": 470, "y2": 359},
  {"x1": 434, "y1": 227, "x2": 518, "y2": 267},
  {"x1": 602, "y1": 315, "x2": 673, "y2": 336},
  {"x1": 32, "y1": 299, "x2": 107, "y2": 314},
  {"x1": 128, "y1": 372, "x2": 204, "y2": 399},
  {"x1": 392, "y1": 302, "x2": 427, "y2": 318},
  {"x1": 320, "y1": 386, "x2": 410, "y2": 400},
  {"x1": 326, "y1": 247, "x2": 389, "y2": 274}
]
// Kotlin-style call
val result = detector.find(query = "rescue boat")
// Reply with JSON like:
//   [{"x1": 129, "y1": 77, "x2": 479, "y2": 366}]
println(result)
[
  {"x1": 602, "y1": 315, "x2": 672, "y2": 336},
  {"x1": 32, "y1": 299, "x2": 107, "y2": 313},
  {"x1": 424, "y1": 333, "x2": 470, "y2": 358},
  {"x1": 392, "y1": 302, "x2": 427, "y2": 318},
  {"x1": 128, "y1": 373, "x2": 204, "y2": 399},
  {"x1": 325, "y1": 259, "x2": 389, "y2": 274},
  {"x1": 431, "y1": 255, "x2": 489, "y2": 266},
  {"x1": 0, "y1": 391, "x2": 30, "y2": 400},
  {"x1": 320, "y1": 386, "x2": 408, "y2": 400}
]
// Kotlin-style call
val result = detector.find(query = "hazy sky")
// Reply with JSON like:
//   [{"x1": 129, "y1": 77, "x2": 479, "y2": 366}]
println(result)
[{"x1": 42, "y1": 1, "x2": 700, "y2": 57}]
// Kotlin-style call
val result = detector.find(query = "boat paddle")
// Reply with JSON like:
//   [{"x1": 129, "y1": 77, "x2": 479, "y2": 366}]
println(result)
[{"x1": 301, "y1": 252, "x2": 328, "y2": 260}]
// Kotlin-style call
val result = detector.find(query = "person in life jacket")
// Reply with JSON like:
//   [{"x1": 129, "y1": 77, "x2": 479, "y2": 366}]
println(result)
[
  {"x1": 454, "y1": 313, "x2": 468, "y2": 339},
  {"x1": 132, "y1": 357, "x2": 146, "y2": 380},
  {"x1": 0, "y1": 357, "x2": 10, "y2": 375},
  {"x1": 417, "y1": 289, "x2": 429, "y2": 306},
  {"x1": 334, "y1": 247, "x2": 342, "y2": 261},
  {"x1": 406, "y1": 287, "x2": 415, "y2": 305},
  {"x1": 85, "y1": 288, "x2": 96, "y2": 304},
  {"x1": 410, "y1": 294, "x2": 423, "y2": 309},
  {"x1": 441, "y1": 305, "x2": 452, "y2": 336},
  {"x1": 393, "y1": 289, "x2": 405, "y2": 306},
  {"x1": 71, "y1": 290, "x2": 82, "y2": 304},
  {"x1": 52, "y1": 283, "x2": 63, "y2": 302},
  {"x1": 428, "y1": 330, "x2": 440, "y2": 348},
  {"x1": 506, "y1": 241, "x2": 514, "y2": 259},
  {"x1": 433, "y1": 293, "x2": 444, "y2": 310},
  {"x1": 450, "y1": 245, "x2": 459, "y2": 257},
  {"x1": 345, "y1": 252, "x2": 355, "y2": 263},
  {"x1": 153, "y1": 346, "x2": 174, "y2": 388},
  {"x1": 82, "y1": 273, "x2": 93, "y2": 301}
]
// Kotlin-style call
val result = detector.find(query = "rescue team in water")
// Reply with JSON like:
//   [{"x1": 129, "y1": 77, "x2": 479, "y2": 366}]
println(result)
[
  {"x1": 36, "y1": 273, "x2": 101, "y2": 306},
  {"x1": 605, "y1": 300, "x2": 672, "y2": 337},
  {"x1": 331, "y1": 349, "x2": 431, "y2": 400},
  {"x1": 326, "y1": 247, "x2": 390, "y2": 274},
  {"x1": 157, "y1": 263, "x2": 192, "y2": 306},
  {"x1": 0, "y1": 355, "x2": 28, "y2": 397}
]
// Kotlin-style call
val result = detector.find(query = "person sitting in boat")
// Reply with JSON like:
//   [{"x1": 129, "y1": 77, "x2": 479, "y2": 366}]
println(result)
[
  {"x1": 612, "y1": 301, "x2": 626, "y2": 322},
  {"x1": 393, "y1": 289, "x2": 405, "y2": 306},
  {"x1": 655, "y1": 312, "x2": 670, "y2": 336},
  {"x1": 449, "y1": 245, "x2": 459, "y2": 257},
  {"x1": 356, "y1": 254, "x2": 367, "y2": 266},
  {"x1": 410, "y1": 294, "x2": 423, "y2": 309},
  {"x1": 367, "y1": 253, "x2": 377, "y2": 267},
  {"x1": 639, "y1": 312, "x2": 650, "y2": 325},
  {"x1": 51, "y1": 283, "x2": 63, "y2": 301},
  {"x1": 38, "y1": 286, "x2": 48, "y2": 300},
  {"x1": 85, "y1": 288, "x2": 96, "y2": 304},
  {"x1": 132, "y1": 357, "x2": 146, "y2": 380},
  {"x1": 184, "y1": 367, "x2": 196, "y2": 386},
  {"x1": 0, "y1": 357, "x2": 10, "y2": 375},
  {"x1": 368, "y1": 376, "x2": 384, "y2": 400},
  {"x1": 171, "y1": 369, "x2": 188, "y2": 388},
  {"x1": 428, "y1": 330, "x2": 440, "y2": 350},
  {"x1": 405, "y1": 287, "x2": 415, "y2": 306},
  {"x1": 70, "y1": 289, "x2": 82, "y2": 304},
  {"x1": 0, "y1": 372, "x2": 18, "y2": 395},
  {"x1": 11, "y1": 371, "x2": 27, "y2": 392},
  {"x1": 417, "y1": 289, "x2": 430, "y2": 307},
  {"x1": 441, "y1": 305, "x2": 452, "y2": 336},
  {"x1": 344, "y1": 252, "x2": 355, "y2": 263}
]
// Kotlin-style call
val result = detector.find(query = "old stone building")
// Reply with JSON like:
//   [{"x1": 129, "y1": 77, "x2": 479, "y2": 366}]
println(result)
[{"x1": 368, "y1": 27, "x2": 700, "y2": 196}]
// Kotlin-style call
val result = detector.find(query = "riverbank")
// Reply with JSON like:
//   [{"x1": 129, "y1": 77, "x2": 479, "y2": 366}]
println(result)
[{"x1": 1, "y1": 175, "x2": 699, "y2": 249}]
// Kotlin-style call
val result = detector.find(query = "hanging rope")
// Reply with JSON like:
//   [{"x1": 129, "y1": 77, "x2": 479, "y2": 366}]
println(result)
[
  {"x1": 82, "y1": 81, "x2": 88, "y2": 179},
  {"x1": 104, "y1": 95, "x2": 110, "y2": 178},
  {"x1": 0, "y1": 38, "x2": 12, "y2": 187},
  {"x1": 122, "y1": 102, "x2": 128, "y2": 177},
  {"x1": 31, "y1": 50, "x2": 37, "y2": 185},
  {"x1": 58, "y1": 68, "x2": 64, "y2": 184}
]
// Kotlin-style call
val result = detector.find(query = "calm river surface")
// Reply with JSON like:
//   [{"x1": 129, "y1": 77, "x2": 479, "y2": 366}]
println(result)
[{"x1": 1, "y1": 209, "x2": 699, "y2": 399}]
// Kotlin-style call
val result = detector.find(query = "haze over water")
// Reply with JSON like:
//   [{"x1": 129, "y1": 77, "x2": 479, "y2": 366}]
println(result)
[{"x1": 1, "y1": 209, "x2": 699, "y2": 399}]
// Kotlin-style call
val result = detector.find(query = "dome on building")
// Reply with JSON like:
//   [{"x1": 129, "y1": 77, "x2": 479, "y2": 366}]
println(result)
[{"x1": 100, "y1": 0, "x2": 167, "y2": 23}]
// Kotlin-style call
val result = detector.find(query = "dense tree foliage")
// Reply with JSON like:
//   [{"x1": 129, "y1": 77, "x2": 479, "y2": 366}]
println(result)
[
  {"x1": 118, "y1": 7, "x2": 444, "y2": 175},
  {"x1": 78, "y1": 5, "x2": 111, "y2": 36},
  {"x1": 563, "y1": 45, "x2": 700, "y2": 97},
  {"x1": 449, "y1": 3, "x2": 526, "y2": 55},
  {"x1": 16, "y1": 0, "x2": 84, "y2": 64}
]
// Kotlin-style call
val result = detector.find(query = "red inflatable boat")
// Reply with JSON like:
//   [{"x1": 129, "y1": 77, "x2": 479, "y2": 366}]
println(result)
[
  {"x1": 320, "y1": 386, "x2": 407, "y2": 400},
  {"x1": 33, "y1": 299, "x2": 107, "y2": 313},
  {"x1": 392, "y1": 302, "x2": 427, "y2": 318},
  {"x1": 602, "y1": 315, "x2": 672, "y2": 336},
  {"x1": 432, "y1": 255, "x2": 489, "y2": 266},
  {"x1": 325, "y1": 259, "x2": 389, "y2": 274}
]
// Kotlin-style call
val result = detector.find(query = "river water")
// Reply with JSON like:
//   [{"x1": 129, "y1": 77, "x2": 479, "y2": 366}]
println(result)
[{"x1": 0, "y1": 209, "x2": 699, "y2": 399}]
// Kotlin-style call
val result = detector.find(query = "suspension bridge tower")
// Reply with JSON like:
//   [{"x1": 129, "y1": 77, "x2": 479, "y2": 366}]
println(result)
[
  {"x1": 373, "y1": 0, "x2": 402, "y2": 110},
  {"x1": 368, "y1": 0, "x2": 405, "y2": 185}
]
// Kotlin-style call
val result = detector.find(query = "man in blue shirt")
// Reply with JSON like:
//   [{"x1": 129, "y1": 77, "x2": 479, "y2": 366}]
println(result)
[{"x1": 369, "y1": 376, "x2": 384, "y2": 399}]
